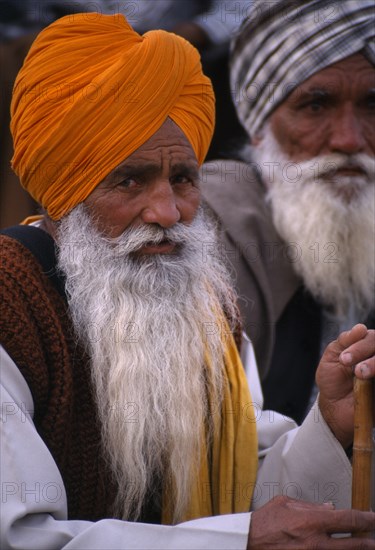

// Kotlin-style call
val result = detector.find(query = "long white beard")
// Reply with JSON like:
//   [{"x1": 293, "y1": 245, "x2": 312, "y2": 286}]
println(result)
[
  {"x1": 56, "y1": 205, "x2": 237, "y2": 523},
  {"x1": 251, "y1": 125, "x2": 375, "y2": 320}
]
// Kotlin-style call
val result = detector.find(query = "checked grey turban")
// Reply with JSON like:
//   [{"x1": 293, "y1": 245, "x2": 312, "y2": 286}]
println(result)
[{"x1": 231, "y1": 0, "x2": 375, "y2": 138}]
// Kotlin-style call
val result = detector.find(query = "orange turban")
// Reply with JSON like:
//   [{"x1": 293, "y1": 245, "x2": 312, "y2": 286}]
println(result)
[{"x1": 11, "y1": 13, "x2": 215, "y2": 220}]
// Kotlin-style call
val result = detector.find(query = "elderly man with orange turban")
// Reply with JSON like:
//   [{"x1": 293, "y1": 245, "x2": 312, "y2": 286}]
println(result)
[{"x1": 1, "y1": 13, "x2": 374, "y2": 550}]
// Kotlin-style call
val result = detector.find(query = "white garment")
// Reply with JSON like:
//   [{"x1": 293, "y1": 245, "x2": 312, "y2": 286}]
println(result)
[{"x1": 0, "y1": 340, "x2": 356, "y2": 550}]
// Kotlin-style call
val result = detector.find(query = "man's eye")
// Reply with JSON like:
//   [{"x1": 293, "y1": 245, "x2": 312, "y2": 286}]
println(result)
[
  {"x1": 171, "y1": 175, "x2": 194, "y2": 186},
  {"x1": 295, "y1": 93, "x2": 329, "y2": 114},
  {"x1": 117, "y1": 177, "x2": 139, "y2": 189},
  {"x1": 309, "y1": 102, "x2": 323, "y2": 112},
  {"x1": 300, "y1": 100, "x2": 325, "y2": 113}
]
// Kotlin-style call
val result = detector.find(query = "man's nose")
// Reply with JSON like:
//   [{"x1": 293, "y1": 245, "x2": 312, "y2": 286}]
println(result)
[
  {"x1": 141, "y1": 180, "x2": 181, "y2": 228},
  {"x1": 329, "y1": 105, "x2": 366, "y2": 155}
]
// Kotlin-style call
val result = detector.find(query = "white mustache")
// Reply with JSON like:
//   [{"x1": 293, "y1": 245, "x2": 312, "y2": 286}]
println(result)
[
  {"x1": 300, "y1": 153, "x2": 375, "y2": 180},
  {"x1": 101, "y1": 216, "x2": 203, "y2": 255}
]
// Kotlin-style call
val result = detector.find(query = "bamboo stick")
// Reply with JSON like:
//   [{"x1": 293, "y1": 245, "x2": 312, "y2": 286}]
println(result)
[{"x1": 351, "y1": 377, "x2": 374, "y2": 537}]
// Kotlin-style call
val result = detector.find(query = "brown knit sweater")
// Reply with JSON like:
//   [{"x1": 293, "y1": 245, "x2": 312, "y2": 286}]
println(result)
[{"x1": 0, "y1": 232, "x2": 119, "y2": 521}]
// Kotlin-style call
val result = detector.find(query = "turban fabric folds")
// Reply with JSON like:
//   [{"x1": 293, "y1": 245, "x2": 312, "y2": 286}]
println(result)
[
  {"x1": 11, "y1": 13, "x2": 215, "y2": 220},
  {"x1": 231, "y1": 0, "x2": 375, "y2": 137}
]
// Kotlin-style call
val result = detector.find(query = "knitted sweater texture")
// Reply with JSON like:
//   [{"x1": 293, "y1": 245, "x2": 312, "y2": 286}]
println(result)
[{"x1": 0, "y1": 234, "x2": 118, "y2": 521}]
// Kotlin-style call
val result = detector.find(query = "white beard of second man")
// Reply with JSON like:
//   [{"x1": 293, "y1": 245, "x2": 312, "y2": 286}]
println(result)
[{"x1": 250, "y1": 123, "x2": 375, "y2": 321}]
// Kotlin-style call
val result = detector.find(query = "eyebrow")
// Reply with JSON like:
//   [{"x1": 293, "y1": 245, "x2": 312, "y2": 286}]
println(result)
[
  {"x1": 108, "y1": 162, "x2": 199, "y2": 183},
  {"x1": 288, "y1": 87, "x2": 332, "y2": 105},
  {"x1": 294, "y1": 87, "x2": 330, "y2": 98},
  {"x1": 304, "y1": 88, "x2": 330, "y2": 95},
  {"x1": 170, "y1": 163, "x2": 200, "y2": 180},
  {"x1": 291, "y1": 85, "x2": 375, "y2": 105}
]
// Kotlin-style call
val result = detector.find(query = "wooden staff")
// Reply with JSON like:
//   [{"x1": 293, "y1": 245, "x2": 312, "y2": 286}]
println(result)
[{"x1": 351, "y1": 377, "x2": 374, "y2": 536}]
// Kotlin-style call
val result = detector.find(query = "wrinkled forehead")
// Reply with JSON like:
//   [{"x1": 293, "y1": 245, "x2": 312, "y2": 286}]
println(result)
[
  {"x1": 274, "y1": 53, "x2": 375, "y2": 108},
  {"x1": 100, "y1": 119, "x2": 200, "y2": 185}
]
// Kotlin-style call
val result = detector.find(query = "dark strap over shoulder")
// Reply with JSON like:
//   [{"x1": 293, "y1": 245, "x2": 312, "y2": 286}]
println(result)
[{"x1": 1, "y1": 224, "x2": 66, "y2": 297}]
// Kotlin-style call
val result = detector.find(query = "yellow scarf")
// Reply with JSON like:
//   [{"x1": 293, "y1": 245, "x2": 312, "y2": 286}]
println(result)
[{"x1": 163, "y1": 323, "x2": 258, "y2": 523}]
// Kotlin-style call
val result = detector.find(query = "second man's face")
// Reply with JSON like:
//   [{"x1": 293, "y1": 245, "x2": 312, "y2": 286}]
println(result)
[{"x1": 268, "y1": 53, "x2": 375, "y2": 163}]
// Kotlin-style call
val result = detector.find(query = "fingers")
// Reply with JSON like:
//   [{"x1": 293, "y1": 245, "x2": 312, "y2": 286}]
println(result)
[
  {"x1": 337, "y1": 324, "x2": 368, "y2": 350},
  {"x1": 284, "y1": 498, "x2": 336, "y2": 512},
  {"x1": 323, "y1": 509, "x2": 375, "y2": 535},
  {"x1": 287, "y1": 499, "x2": 375, "y2": 537},
  {"x1": 353, "y1": 358, "x2": 375, "y2": 380},
  {"x1": 248, "y1": 497, "x2": 375, "y2": 550},
  {"x1": 278, "y1": 497, "x2": 374, "y2": 533},
  {"x1": 339, "y1": 327, "x2": 375, "y2": 380}
]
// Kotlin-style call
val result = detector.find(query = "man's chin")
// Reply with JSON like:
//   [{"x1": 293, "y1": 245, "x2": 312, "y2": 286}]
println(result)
[
  {"x1": 130, "y1": 242, "x2": 184, "y2": 262},
  {"x1": 137, "y1": 241, "x2": 178, "y2": 255}
]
